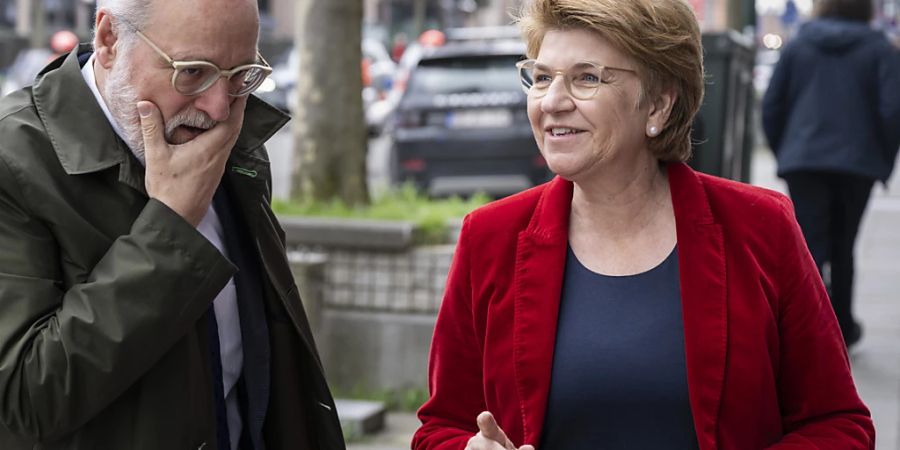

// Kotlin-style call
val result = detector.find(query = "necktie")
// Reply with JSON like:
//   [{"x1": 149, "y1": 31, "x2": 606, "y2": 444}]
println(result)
[{"x1": 207, "y1": 310, "x2": 232, "y2": 450}]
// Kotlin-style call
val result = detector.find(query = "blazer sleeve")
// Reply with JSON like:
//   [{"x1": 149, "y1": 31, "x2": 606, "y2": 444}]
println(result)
[
  {"x1": 0, "y1": 153, "x2": 235, "y2": 440},
  {"x1": 413, "y1": 214, "x2": 487, "y2": 450},
  {"x1": 766, "y1": 196, "x2": 875, "y2": 449}
]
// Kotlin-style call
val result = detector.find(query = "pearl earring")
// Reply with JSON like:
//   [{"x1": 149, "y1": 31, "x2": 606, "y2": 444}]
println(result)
[{"x1": 648, "y1": 126, "x2": 659, "y2": 137}]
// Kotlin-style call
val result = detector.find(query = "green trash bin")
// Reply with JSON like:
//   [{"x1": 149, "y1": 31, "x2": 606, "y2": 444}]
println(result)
[{"x1": 691, "y1": 30, "x2": 755, "y2": 182}]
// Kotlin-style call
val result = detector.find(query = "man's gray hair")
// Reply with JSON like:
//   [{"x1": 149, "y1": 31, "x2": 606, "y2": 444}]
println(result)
[{"x1": 93, "y1": 0, "x2": 153, "y2": 51}]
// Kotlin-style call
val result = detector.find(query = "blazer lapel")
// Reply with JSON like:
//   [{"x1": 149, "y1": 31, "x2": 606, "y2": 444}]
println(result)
[
  {"x1": 512, "y1": 177, "x2": 572, "y2": 445},
  {"x1": 669, "y1": 162, "x2": 727, "y2": 450}
]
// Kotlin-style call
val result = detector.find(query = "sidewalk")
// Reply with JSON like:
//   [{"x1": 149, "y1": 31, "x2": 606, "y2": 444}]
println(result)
[{"x1": 349, "y1": 147, "x2": 900, "y2": 450}]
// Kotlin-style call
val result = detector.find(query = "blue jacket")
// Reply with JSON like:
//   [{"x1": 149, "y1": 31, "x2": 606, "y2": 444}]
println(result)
[{"x1": 762, "y1": 19, "x2": 900, "y2": 182}]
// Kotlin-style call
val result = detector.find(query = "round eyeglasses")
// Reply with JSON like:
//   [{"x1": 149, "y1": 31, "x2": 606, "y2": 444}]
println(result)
[
  {"x1": 515, "y1": 59, "x2": 636, "y2": 101},
  {"x1": 134, "y1": 29, "x2": 273, "y2": 97}
]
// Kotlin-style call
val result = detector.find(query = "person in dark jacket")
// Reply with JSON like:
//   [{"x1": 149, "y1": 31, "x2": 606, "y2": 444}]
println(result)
[
  {"x1": 762, "y1": 0, "x2": 900, "y2": 347},
  {"x1": 0, "y1": 0, "x2": 345, "y2": 448}
]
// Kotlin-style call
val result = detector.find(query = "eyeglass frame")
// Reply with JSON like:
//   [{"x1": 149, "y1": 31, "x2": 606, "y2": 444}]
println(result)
[
  {"x1": 515, "y1": 59, "x2": 637, "y2": 100},
  {"x1": 129, "y1": 25, "x2": 273, "y2": 97}
]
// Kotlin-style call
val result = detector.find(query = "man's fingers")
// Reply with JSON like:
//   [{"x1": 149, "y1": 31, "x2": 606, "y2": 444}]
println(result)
[
  {"x1": 225, "y1": 95, "x2": 248, "y2": 128},
  {"x1": 190, "y1": 95, "x2": 248, "y2": 150},
  {"x1": 519, "y1": 446, "x2": 535, "y2": 450},
  {"x1": 476, "y1": 411, "x2": 514, "y2": 449},
  {"x1": 137, "y1": 101, "x2": 166, "y2": 155},
  {"x1": 220, "y1": 95, "x2": 248, "y2": 148}
]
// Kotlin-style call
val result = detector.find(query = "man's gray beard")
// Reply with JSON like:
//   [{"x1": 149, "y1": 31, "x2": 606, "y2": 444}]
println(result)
[
  {"x1": 104, "y1": 56, "x2": 145, "y2": 161},
  {"x1": 104, "y1": 59, "x2": 218, "y2": 163}
]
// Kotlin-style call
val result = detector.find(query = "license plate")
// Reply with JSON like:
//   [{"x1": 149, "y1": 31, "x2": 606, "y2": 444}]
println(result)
[{"x1": 446, "y1": 109, "x2": 513, "y2": 129}]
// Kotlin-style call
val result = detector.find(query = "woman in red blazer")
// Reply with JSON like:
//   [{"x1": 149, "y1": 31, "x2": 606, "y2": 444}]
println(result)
[{"x1": 412, "y1": 0, "x2": 874, "y2": 449}]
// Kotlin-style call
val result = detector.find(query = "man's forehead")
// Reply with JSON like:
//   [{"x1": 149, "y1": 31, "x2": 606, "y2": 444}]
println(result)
[
  {"x1": 145, "y1": 0, "x2": 260, "y2": 62},
  {"x1": 147, "y1": 0, "x2": 259, "y2": 34},
  {"x1": 151, "y1": 0, "x2": 258, "y2": 14}
]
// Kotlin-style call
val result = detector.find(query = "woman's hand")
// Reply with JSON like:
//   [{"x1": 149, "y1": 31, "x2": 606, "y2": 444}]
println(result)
[{"x1": 465, "y1": 411, "x2": 535, "y2": 450}]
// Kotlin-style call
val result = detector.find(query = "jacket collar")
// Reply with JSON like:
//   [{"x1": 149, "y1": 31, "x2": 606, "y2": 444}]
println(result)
[
  {"x1": 519, "y1": 161, "x2": 718, "y2": 236},
  {"x1": 33, "y1": 44, "x2": 289, "y2": 178},
  {"x1": 522, "y1": 174, "x2": 573, "y2": 241},
  {"x1": 513, "y1": 162, "x2": 728, "y2": 449},
  {"x1": 511, "y1": 176, "x2": 571, "y2": 442}
]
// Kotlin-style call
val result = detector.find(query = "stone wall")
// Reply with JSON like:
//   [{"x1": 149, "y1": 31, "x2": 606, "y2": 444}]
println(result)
[{"x1": 283, "y1": 216, "x2": 455, "y2": 394}]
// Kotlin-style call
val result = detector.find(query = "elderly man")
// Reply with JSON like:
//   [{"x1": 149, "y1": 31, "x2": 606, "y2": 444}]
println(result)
[{"x1": 0, "y1": 0, "x2": 344, "y2": 449}]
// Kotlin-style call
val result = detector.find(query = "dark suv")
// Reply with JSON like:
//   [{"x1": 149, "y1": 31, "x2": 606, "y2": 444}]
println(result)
[{"x1": 390, "y1": 35, "x2": 550, "y2": 197}]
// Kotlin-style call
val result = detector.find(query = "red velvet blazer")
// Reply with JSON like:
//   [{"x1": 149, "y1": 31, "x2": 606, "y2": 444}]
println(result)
[{"x1": 413, "y1": 163, "x2": 874, "y2": 450}]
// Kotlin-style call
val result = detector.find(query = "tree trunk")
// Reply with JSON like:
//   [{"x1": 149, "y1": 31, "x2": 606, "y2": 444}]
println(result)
[
  {"x1": 292, "y1": 0, "x2": 369, "y2": 205},
  {"x1": 15, "y1": 0, "x2": 30, "y2": 37},
  {"x1": 413, "y1": 0, "x2": 427, "y2": 37}
]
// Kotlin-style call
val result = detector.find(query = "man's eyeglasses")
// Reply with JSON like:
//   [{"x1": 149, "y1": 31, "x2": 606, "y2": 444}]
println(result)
[
  {"x1": 132, "y1": 28, "x2": 272, "y2": 97},
  {"x1": 515, "y1": 59, "x2": 636, "y2": 101}
]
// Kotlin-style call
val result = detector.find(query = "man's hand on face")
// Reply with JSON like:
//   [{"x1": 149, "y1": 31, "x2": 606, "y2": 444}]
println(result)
[{"x1": 138, "y1": 98, "x2": 246, "y2": 227}]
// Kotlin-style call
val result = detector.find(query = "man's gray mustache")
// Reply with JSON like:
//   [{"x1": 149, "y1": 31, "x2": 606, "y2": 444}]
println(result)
[{"x1": 164, "y1": 111, "x2": 218, "y2": 139}]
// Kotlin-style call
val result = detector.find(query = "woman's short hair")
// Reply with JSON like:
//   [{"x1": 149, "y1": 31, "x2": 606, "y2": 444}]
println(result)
[
  {"x1": 814, "y1": 0, "x2": 873, "y2": 22},
  {"x1": 517, "y1": 0, "x2": 704, "y2": 162}
]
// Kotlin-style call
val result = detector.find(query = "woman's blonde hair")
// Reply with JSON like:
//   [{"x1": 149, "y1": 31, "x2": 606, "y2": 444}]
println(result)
[{"x1": 517, "y1": 0, "x2": 704, "y2": 162}]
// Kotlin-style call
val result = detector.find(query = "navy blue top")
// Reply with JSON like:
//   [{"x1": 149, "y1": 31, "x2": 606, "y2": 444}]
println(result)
[{"x1": 539, "y1": 246, "x2": 699, "y2": 450}]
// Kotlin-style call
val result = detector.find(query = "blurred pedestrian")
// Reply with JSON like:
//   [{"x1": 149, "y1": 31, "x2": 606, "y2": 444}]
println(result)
[
  {"x1": 413, "y1": 0, "x2": 874, "y2": 448},
  {"x1": 0, "y1": 0, "x2": 344, "y2": 448},
  {"x1": 49, "y1": 30, "x2": 79, "y2": 59},
  {"x1": 762, "y1": 0, "x2": 900, "y2": 348},
  {"x1": 392, "y1": 32, "x2": 408, "y2": 61}
]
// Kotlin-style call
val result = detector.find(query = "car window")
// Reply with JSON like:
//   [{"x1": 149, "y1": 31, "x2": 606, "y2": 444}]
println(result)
[{"x1": 408, "y1": 54, "x2": 521, "y2": 95}]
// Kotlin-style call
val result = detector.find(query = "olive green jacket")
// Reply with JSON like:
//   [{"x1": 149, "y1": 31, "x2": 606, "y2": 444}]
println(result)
[{"x1": 0, "y1": 47, "x2": 344, "y2": 449}]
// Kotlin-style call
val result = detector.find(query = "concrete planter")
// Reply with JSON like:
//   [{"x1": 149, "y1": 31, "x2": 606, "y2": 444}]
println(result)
[
  {"x1": 279, "y1": 216, "x2": 418, "y2": 251},
  {"x1": 282, "y1": 215, "x2": 459, "y2": 399}
]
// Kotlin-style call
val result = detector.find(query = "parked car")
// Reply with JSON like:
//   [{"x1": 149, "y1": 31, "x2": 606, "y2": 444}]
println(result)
[{"x1": 389, "y1": 32, "x2": 549, "y2": 197}]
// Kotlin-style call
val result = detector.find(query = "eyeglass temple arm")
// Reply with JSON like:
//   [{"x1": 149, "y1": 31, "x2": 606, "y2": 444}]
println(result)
[
  {"x1": 135, "y1": 30, "x2": 175, "y2": 66},
  {"x1": 136, "y1": 29, "x2": 270, "y2": 72}
]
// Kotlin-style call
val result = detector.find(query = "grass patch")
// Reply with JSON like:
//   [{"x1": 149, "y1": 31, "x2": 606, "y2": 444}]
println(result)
[{"x1": 272, "y1": 184, "x2": 490, "y2": 244}]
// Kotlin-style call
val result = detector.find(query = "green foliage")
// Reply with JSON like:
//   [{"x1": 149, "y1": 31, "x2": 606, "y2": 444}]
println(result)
[
  {"x1": 334, "y1": 385, "x2": 430, "y2": 442},
  {"x1": 272, "y1": 183, "x2": 490, "y2": 244}
]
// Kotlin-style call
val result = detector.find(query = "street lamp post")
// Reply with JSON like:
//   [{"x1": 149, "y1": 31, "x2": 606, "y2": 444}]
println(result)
[
  {"x1": 15, "y1": 0, "x2": 29, "y2": 36},
  {"x1": 15, "y1": 0, "x2": 45, "y2": 48},
  {"x1": 76, "y1": 0, "x2": 96, "y2": 39}
]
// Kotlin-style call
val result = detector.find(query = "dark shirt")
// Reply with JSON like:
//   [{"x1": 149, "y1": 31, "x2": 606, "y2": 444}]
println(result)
[{"x1": 540, "y1": 246, "x2": 699, "y2": 450}]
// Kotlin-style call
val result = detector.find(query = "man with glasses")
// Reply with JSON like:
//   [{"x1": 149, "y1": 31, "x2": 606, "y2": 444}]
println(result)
[{"x1": 0, "y1": 0, "x2": 344, "y2": 449}]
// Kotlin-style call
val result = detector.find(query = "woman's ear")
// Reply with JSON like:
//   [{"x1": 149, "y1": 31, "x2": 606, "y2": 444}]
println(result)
[
  {"x1": 93, "y1": 10, "x2": 119, "y2": 70},
  {"x1": 646, "y1": 87, "x2": 677, "y2": 137}
]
